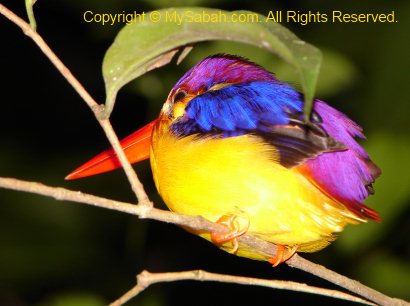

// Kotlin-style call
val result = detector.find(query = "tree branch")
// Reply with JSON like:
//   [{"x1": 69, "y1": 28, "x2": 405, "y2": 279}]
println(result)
[
  {"x1": 0, "y1": 3, "x2": 150, "y2": 206},
  {"x1": 286, "y1": 256, "x2": 408, "y2": 306},
  {"x1": 0, "y1": 177, "x2": 407, "y2": 306},
  {"x1": 109, "y1": 270, "x2": 375, "y2": 306}
]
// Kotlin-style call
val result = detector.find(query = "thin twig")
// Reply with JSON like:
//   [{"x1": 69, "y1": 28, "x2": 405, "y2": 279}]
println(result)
[
  {"x1": 109, "y1": 270, "x2": 375, "y2": 306},
  {"x1": 0, "y1": 3, "x2": 150, "y2": 206},
  {"x1": 0, "y1": 4, "x2": 95, "y2": 109},
  {"x1": 98, "y1": 119, "x2": 152, "y2": 207},
  {"x1": 1, "y1": 177, "x2": 408, "y2": 306},
  {"x1": 286, "y1": 256, "x2": 408, "y2": 306}
]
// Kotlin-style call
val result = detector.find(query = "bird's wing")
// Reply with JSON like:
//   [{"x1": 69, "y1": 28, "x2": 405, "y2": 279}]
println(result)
[
  {"x1": 299, "y1": 100, "x2": 381, "y2": 221},
  {"x1": 171, "y1": 81, "x2": 343, "y2": 168}
]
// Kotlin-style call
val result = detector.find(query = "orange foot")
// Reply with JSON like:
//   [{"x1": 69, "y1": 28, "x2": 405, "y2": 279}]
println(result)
[
  {"x1": 268, "y1": 245, "x2": 298, "y2": 267},
  {"x1": 210, "y1": 215, "x2": 247, "y2": 254}
]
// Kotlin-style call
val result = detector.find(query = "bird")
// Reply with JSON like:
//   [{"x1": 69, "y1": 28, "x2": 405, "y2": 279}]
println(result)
[{"x1": 66, "y1": 54, "x2": 381, "y2": 266}]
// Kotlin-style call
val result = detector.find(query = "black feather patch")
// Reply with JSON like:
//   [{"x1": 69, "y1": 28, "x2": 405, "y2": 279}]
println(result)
[{"x1": 255, "y1": 124, "x2": 346, "y2": 168}]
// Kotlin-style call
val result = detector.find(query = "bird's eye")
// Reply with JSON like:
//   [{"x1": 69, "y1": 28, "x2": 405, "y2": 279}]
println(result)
[{"x1": 173, "y1": 90, "x2": 187, "y2": 103}]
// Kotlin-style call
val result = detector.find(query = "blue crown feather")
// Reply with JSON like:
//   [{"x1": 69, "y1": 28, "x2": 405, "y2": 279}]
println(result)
[{"x1": 170, "y1": 80, "x2": 341, "y2": 168}]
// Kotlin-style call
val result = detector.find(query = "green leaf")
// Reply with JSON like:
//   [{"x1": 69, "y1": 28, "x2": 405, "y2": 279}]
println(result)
[
  {"x1": 102, "y1": 7, "x2": 322, "y2": 118},
  {"x1": 25, "y1": 0, "x2": 38, "y2": 31}
]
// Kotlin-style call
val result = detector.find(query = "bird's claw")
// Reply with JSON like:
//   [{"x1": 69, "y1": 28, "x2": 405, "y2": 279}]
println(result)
[
  {"x1": 268, "y1": 245, "x2": 298, "y2": 267},
  {"x1": 210, "y1": 215, "x2": 247, "y2": 254}
]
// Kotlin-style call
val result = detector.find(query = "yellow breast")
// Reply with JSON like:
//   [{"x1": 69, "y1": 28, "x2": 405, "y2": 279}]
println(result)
[{"x1": 150, "y1": 125, "x2": 364, "y2": 260}]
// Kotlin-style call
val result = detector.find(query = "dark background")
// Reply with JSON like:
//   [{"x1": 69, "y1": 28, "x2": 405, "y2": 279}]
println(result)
[{"x1": 1, "y1": 0, "x2": 409, "y2": 305}]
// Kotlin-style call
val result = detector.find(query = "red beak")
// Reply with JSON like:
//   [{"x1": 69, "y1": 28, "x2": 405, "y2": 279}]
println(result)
[{"x1": 65, "y1": 119, "x2": 156, "y2": 180}]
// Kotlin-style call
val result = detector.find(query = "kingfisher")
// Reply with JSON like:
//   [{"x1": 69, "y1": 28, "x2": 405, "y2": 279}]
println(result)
[{"x1": 66, "y1": 54, "x2": 381, "y2": 266}]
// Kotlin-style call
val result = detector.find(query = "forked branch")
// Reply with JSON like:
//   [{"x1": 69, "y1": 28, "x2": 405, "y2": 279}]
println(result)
[
  {"x1": 0, "y1": 3, "x2": 149, "y2": 206},
  {"x1": 109, "y1": 270, "x2": 375, "y2": 306}
]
